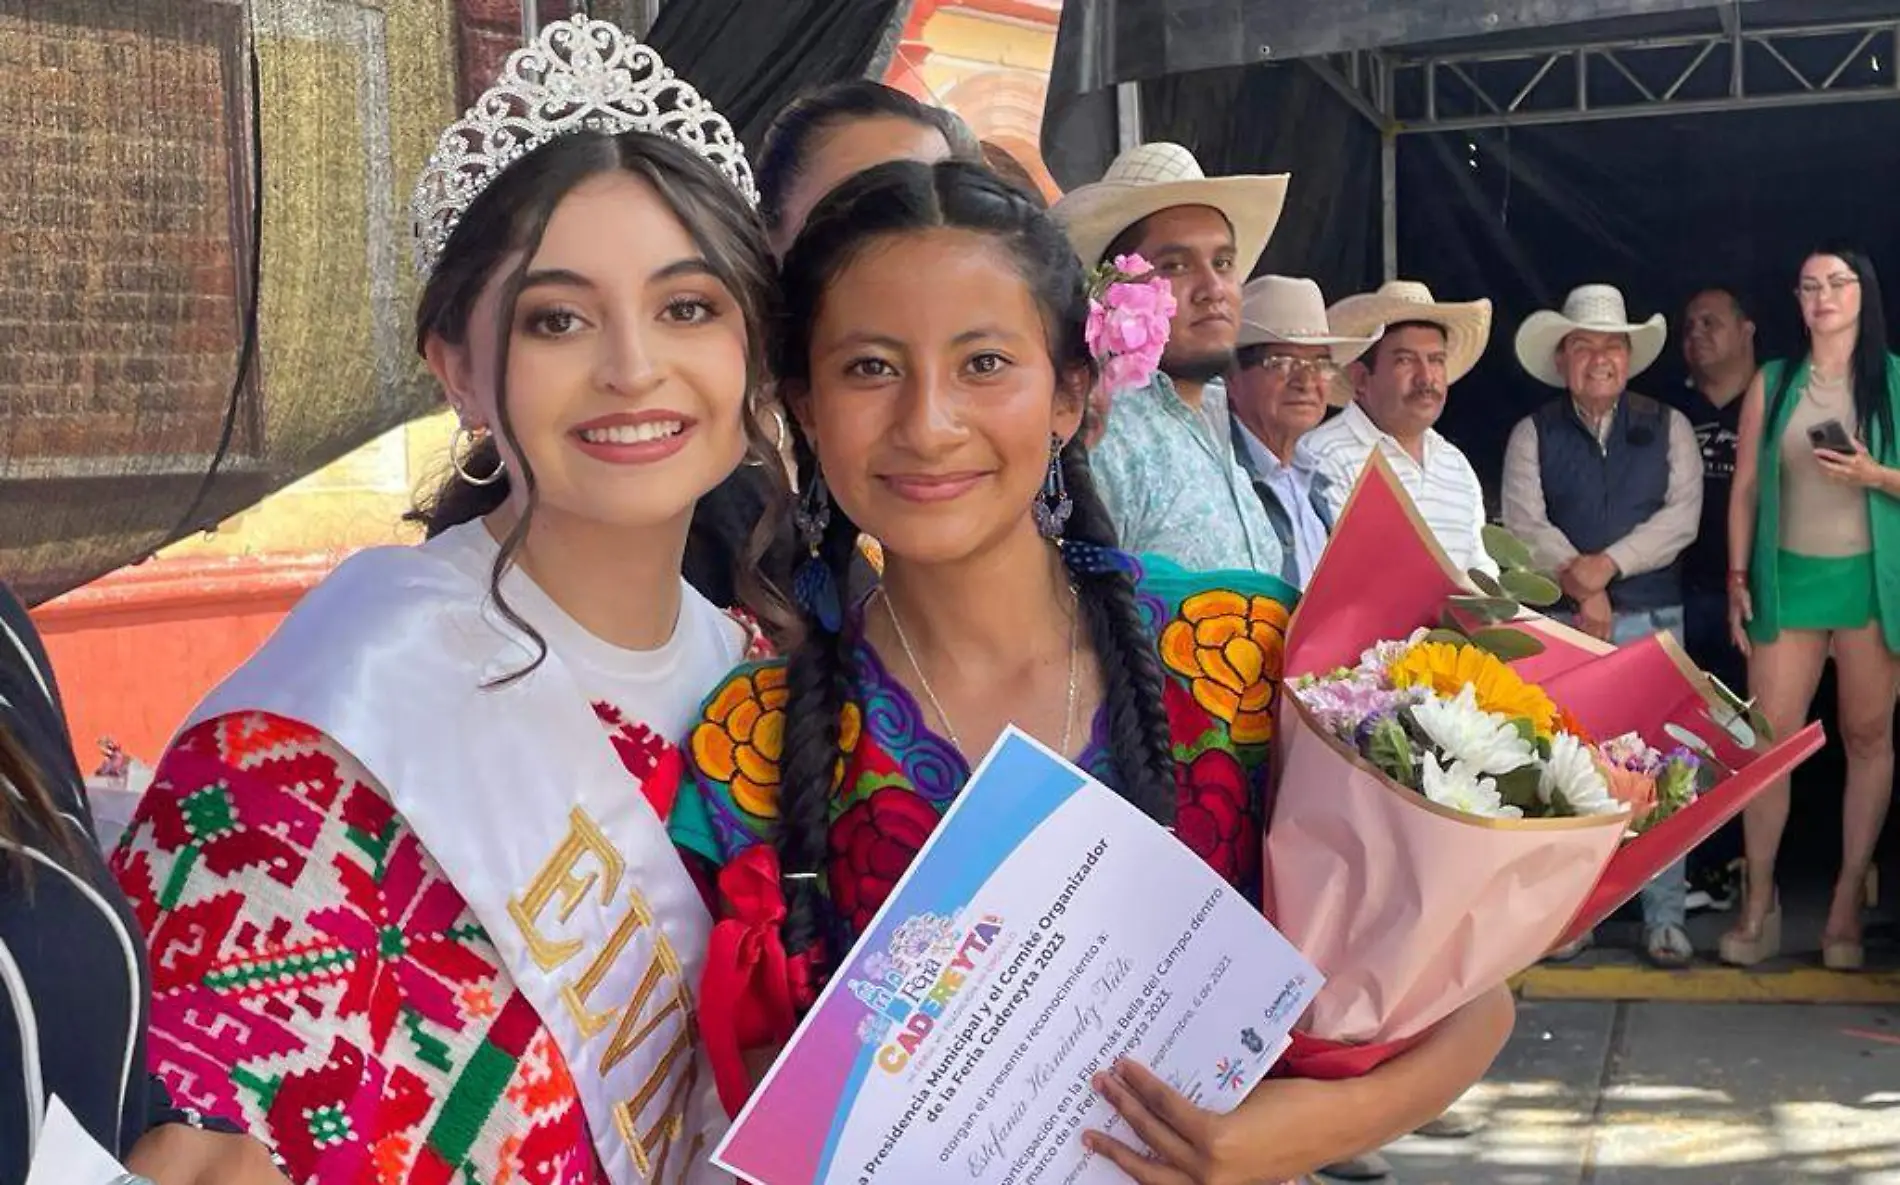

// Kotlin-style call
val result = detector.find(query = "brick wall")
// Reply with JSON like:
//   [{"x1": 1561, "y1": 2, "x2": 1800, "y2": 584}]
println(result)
[{"x1": 0, "y1": 0, "x2": 249, "y2": 468}]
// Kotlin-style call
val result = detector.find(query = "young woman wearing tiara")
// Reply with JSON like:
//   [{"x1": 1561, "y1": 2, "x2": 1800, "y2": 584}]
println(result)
[
  {"x1": 672, "y1": 160, "x2": 1515, "y2": 1184},
  {"x1": 111, "y1": 19, "x2": 773, "y2": 1183}
]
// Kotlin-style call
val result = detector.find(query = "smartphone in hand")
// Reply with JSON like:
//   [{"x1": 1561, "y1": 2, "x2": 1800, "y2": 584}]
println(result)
[{"x1": 1808, "y1": 418, "x2": 1855, "y2": 453}]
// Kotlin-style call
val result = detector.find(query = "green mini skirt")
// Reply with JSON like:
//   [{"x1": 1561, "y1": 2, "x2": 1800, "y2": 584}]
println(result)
[{"x1": 1776, "y1": 549, "x2": 1876, "y2": 631}]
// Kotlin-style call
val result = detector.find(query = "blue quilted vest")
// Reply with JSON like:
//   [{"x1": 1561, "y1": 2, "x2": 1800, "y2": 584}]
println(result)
[{"x1": 1532, "y1": 393, "x2": 1680, "y2": 612}]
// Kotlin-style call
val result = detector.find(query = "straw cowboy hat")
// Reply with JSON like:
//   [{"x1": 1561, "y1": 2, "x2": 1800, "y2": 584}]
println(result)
[
  {"x1": 1238, "y1": 276, "x2": 1382, "y2": 406},
  {"x1": 1326, "y1": 279, "x2": 1493, "y2": 404},
  {"x1": 1514, "y1": 284, "x2": 1668, "y2": 388},
  {"x1": 1051, "y1": 142, "x2": 1289, "y2": 275}
]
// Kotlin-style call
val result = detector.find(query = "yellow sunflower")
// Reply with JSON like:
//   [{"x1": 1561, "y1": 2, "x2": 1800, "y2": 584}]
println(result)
[{"x1": 1388, "y1": 640, "x2": 1559, "y2": 738}]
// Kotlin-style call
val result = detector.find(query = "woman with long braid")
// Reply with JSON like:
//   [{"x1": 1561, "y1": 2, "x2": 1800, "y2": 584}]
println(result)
[{"x1": 671, "y1": 159, "x2": 1513, "y2": 1184}]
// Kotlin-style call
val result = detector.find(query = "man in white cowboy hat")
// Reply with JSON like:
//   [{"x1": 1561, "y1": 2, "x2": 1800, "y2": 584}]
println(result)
[
  {"x1": 1051, "y1": 141, "x2": 1292, "y2": 575},
  {"x1": 1503, "y1": 282, "x2": 1702, "y2": 967},
  {"x1": 1226, "y1": 275, "x2": 1381, "y2": 588},
  {"x1": 1304, "y1": 280, "x2": 1500, "y2": 577}
]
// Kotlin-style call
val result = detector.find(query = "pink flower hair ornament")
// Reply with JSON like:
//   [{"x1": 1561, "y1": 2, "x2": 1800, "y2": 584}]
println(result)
[{"x1": 1085, "y1": 253, "x2": 1176, "y2": 398}]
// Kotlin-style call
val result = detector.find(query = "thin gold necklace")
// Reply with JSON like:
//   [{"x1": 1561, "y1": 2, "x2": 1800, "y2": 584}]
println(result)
[{"x1": 879, "y1": 585, "x2": 1080, "y2": 760}]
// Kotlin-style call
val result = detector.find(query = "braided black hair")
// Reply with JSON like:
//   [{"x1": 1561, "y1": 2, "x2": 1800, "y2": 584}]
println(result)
[{"x1": 771, "y1": 159, "x2": 1178, "y2": 957}]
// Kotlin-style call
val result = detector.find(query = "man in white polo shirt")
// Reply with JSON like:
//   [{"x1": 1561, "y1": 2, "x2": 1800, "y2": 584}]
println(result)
[{"x1": 1305, "y1": 281, "x2": 1498, "y2": 577}]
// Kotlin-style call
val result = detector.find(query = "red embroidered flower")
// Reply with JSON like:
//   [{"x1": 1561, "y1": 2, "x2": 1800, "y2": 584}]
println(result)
[
  {"x1": 308, "y1": 792, "x2": 496, "y2": 1051},
  {"x1": 262, "y1": 1035, "x2": 376, "y2": 1179},
  {"x1": 827, "y1": 789, "x2": 940, "y2": 933},
  {"x1": 1173, "y1": 748, "x2": 1258, "y2": 888}
]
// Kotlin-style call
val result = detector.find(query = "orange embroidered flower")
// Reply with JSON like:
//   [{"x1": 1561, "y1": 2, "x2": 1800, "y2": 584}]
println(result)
[
  {"x1": 692, "y1": 667, "x2": 791, "y2": 818},
  {"x1": 1159, "y1": 589, "x2": 1288, "y2": 745},
  {"x1": 692, "y1": 669, "x2": 863, "y2": 817}
]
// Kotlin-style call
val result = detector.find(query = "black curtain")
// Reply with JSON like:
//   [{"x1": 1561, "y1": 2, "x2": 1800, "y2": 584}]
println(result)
[
  {"x1": 648, "y1": 0, "x2": 907, "y2": 150},
  {"x1": 1134, "y1": 63, "x2": 1380, "y2": 302}
]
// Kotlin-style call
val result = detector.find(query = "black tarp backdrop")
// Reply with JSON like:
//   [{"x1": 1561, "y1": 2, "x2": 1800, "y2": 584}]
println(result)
[
  {"x1": 2, "y1": 0, "x2": 903, "y2": 605},
  {"x1": 1038, "y1": 0, "x2": 1725, "y2": 194}
]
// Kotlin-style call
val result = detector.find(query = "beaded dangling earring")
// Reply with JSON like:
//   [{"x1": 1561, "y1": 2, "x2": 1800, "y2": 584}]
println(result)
[
  {"x1": 792, "y1": 471, "x2": 843, "y2": 632},
  {"x1": 1032, "y1": 435, "x2": 1072, "y2": 538}
]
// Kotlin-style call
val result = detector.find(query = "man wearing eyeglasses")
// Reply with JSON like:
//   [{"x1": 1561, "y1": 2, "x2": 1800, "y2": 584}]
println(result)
[{"x1": 1227, "y1": 276, "x2": 1382, "y2": 587}]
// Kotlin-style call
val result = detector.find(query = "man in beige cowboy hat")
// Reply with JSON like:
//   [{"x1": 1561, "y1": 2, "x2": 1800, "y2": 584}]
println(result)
[
  {"x1": 1304, "y1": 280, "x2": 1499, "y2": 577},
  {"x1": 1051, "y1": 142, "x2": 1292, "y2": 575},
  {"x1": 1503, "y1": 282, "x2": 1701, "y2": 968},
  {"x1": 1226, "y1": 276, "x2": 1381, "y2": 588}
]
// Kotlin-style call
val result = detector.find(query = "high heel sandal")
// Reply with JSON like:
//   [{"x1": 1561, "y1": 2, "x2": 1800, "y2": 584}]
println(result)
[
  {"x1": 1820, "y1": 869, "x2": 1876, "y2": 972},
  {"x1": 1822, "y1": 937, "x2": 1864, "y2": 972},
  {"x1": 1719, "y1": 863, "x2": 1782, "y2": 967},
  {"x1": 1719, "y1": 902, "x2": 1782, "y2": 966}
]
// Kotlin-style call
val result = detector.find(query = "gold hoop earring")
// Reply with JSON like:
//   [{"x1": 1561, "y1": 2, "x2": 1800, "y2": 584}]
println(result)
[{"x1": 450, "y1": 423, "x2": 505, "y2": 486}]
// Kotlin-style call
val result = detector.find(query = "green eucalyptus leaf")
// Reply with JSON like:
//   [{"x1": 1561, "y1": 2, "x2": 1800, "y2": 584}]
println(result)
[
  {"x1": 1439, "y1": 607, "x2": 1465, "y2": 634},
  {"x1": 1470, "y1": 626, "x2": 1546, "y2": 662},
  {"x1": 1449, "y1": 596, "x2": 1520, "y2": 625},
  {"x1": 1500, "y1": 568, "x2": 1562, "y2": 607},
  {"x1": 1422, "y1": 629, "x2": 1468, "y2": 647},
  {"x1": 1467, "y1": 570, "x2": 1506, "y2": 598},
  {"x1": 1481, "y1": 524, "x2": 1535, "y2": 571}
]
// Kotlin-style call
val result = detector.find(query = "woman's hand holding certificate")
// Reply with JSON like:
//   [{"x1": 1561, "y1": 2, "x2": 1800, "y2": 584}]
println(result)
[{"x1": 713, "y1": 730, "x2": 1321, "y2": 1185}]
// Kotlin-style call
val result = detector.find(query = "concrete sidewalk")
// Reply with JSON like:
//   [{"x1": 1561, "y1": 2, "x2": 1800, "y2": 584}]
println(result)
[{"x1": 1377, "y1": 1000, "x2": 1900, "y2": 1183}]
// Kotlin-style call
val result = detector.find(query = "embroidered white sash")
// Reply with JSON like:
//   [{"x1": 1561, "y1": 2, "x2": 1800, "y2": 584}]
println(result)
[{"x1": 187, "y1": 545, "x2": 730, "y2": 1184}]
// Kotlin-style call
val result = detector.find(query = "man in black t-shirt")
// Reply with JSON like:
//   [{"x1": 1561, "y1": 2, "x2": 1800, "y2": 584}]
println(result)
[
  {"x1": 1678, "y1": 287, "x2": 1755, "y2": 689},
  {"x1": 1675, "y1": 286, "x2": 1756, "y2": 910}
]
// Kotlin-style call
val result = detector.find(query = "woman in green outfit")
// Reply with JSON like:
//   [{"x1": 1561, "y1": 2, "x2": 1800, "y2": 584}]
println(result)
[{"x1": 1724, "y1": 246, "x2": 1900, "y2": 971}]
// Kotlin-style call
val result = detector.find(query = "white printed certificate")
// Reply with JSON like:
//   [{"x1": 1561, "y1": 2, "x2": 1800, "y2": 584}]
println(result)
[{"x1": 714, "y1": 728, "x2": 1321, "y2": 1185}]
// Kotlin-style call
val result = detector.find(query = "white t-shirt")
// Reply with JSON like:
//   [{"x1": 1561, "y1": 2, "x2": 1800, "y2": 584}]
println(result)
[{"x1": 426, "y1": 520, "x2": 749, "y2": 742}]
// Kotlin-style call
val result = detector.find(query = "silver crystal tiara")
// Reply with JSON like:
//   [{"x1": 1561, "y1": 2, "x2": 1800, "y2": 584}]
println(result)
[{"x1": 409, "y1": 15, "x2": 758, "y2": 278}]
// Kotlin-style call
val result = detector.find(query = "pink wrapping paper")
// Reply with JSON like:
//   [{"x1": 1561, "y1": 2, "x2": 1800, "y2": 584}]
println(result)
[
  {"x1": 1269, "y1": 455, "x2": 1824, "y2": 1056},
  {"x1": 1266, "y1": 699, "x2": 1626, "y2": 1043}
]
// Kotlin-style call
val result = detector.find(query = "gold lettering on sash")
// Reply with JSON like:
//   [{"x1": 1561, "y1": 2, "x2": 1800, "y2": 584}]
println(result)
[
  {"x1": 508, "y1": 808, "x2": 626, "y2": 971},
  {"x1": 614, "y1": 1030, "x2": 699, "y2": 1181},
  {"x1": 509, "y1": 808, "x2": 706, "y2": 1180}
]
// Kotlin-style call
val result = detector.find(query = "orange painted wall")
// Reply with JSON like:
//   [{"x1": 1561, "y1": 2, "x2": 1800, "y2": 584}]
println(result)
[{"x1": 30, "y1": 556, "x2": 334, "y2": 766}]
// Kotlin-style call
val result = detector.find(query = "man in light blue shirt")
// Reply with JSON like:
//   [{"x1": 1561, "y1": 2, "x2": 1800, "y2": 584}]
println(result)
[
  {"x1": 1052, "y1": 142, "x2": 1291, "y2": 575},
  {"x1": 1226, "y1": 276, "x2": 1382, "y2": 588}
]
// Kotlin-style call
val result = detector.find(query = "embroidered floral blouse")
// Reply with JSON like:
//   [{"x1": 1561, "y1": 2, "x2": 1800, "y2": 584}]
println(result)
[
  {"x1": 669, "y1": 554, "x2": 1295, "y2": 1112},
  {"x1": 112, "y1": 707, "x2": 695, "y2": 1185}
]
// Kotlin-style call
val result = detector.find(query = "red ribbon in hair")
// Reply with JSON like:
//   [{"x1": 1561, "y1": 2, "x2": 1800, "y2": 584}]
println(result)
[{"x1": 698, "y1": 845, "x2": 817, "y2": 1116}]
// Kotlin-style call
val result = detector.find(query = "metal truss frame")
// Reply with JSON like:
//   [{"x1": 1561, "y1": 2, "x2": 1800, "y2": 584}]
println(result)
[
  {"x1": 1294, "y1": 7, "x2": 1900, "y2": 278},
  {"x1": 1305, "y1": 8, "x2": 1900, "y2": 136}
]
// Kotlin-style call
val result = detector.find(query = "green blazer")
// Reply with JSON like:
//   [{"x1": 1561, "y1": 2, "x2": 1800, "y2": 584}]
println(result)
[{"x1": 1747, "y1": 353, "x2": 1900, "y2": 650}]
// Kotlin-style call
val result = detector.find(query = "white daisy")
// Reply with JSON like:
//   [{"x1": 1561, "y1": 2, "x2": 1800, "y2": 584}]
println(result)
[
  {"x1": 1420, "y1": 753, "x2": 1524, "y2": 819},
  {"x1": 1539, "y1": 732, "x2": 1626, "y2": 817},
  {"x1": 1410, "y1": 684, "x2": 1537, "y2": 776}
]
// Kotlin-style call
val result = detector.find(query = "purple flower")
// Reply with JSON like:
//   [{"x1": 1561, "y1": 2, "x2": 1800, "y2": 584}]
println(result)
[{"x1": 1295, "y1": 676, "x2": 1418, "y2": 740}]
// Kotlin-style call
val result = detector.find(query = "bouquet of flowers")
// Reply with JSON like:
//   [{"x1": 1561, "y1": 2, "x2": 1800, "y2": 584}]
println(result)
[
  {"x1": 1084, "y1": 253, "x2": 1175, "y2": 395},
  {"x1": 1294, "y1": 639, "x2": 1704, "y2": 828},
  {"x1": 1264, "y1": 455, "x2": 1825, "y2": 1080}
]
